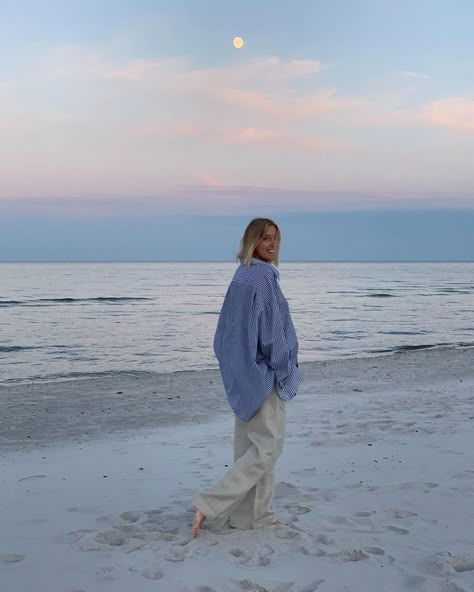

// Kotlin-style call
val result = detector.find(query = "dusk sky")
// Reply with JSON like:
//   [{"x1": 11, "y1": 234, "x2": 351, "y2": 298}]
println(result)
[{"x1": 1, "y1": 0, "x2": 473, "y2": 260}]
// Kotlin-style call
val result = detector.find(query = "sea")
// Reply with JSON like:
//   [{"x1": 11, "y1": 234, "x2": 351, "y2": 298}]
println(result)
[{"x1": 1, "y1": 262, "x2": 473, "y2": 385}]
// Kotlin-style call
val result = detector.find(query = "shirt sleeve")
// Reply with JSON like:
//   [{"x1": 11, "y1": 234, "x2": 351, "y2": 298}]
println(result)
[{"x1": 257, "y1": 287, "x2": 301, "y2": 397}]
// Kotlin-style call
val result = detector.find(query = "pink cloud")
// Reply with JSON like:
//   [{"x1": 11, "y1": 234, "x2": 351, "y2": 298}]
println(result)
[
  {"x1": 196, "y1": 171, "x2": 223, "y2": 186},
  {"x1": 214, "y1": 86, "x2": 370, "y2": 124},
  {"x1": 41, "y1": 46, "x2": 368, "y2": 136},
  {"x1": 420, "y1": 97, "x2": 474, "y2": 133},
  {"x1": 104, "y1": 59, "x2": 169, "y2": 81},
  {"x1": 215, "y1": 88, "x2": 273, "y2": 112},
  {"x1": 50, "y1": 48, "x2": 321, "y2": 88},
  {"x1": 131, "y1": 120, "x2": 347, "y2": 154},
  {"x1": 173, "y1": 56, "x2": 322, "y2": 90},
  {"x1": 220, "y1": 127, "x2": 281, "y2": 144},
  {"x1": 217, "y1": 126, "x2": 347, "y2": 153}
]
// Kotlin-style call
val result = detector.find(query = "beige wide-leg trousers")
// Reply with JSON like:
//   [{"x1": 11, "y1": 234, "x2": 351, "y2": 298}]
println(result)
[{"x1": 193, "y1": 389, "x2": 286, "y2": 529}]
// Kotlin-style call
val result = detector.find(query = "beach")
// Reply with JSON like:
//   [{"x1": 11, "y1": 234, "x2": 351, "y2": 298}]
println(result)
[{"x1": 1, "y1": 347, "x2": 474, "y2": 592}]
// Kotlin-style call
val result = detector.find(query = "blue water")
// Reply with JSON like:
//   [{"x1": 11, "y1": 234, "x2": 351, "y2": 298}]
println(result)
[{"x1": 1, "y1": 262, "x2": 473, "y2": 384}]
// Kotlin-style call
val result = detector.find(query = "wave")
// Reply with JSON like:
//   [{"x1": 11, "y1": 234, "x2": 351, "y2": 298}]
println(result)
[
  {"x1": 329, "y1": 291, "x2": 397, "y2": 297},
  {"x1": 378, "y1": 330, "x2": 432, "y2": 336},
  {"x1": 0, "y1": 345, "x2": 39, "y2": 353},
  {"x1": 0, "y1": 296, "x2": 153, "y2": 307},
  {"x1": 331, "y1": 330, "x2": 365, "y2": 334},
  {"x1": 436, "y1": 288, "x2": 472, "y2": 294},
  {"x1": 39, "y1": 297, "x2": 153, "y2": 303},
  {"x1": 0, "y1": 369, "x2": 155, "y2": 385},
  {"x1": 369, "y1": 341, "x2": 474, "y2": 354}
]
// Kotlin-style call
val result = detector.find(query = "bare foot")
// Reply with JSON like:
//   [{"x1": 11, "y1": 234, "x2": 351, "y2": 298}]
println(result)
[{"x1": 192, "y1": 510, "x2": 206, "y2": 538}]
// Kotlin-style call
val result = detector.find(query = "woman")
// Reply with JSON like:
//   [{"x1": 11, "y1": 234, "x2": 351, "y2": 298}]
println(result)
[{"x1": 192, "y1": 218, "x2": 302, "y2": 537}]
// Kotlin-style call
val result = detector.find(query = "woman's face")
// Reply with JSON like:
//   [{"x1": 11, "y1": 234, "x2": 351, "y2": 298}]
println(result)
[{"x1": 253, "y1": 225, "x2": 278, "y2": 262}]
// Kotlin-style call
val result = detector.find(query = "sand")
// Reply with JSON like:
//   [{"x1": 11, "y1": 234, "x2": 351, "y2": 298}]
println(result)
[{"x1": 1, "y1": 347, "x2": 474, "y2": 591}]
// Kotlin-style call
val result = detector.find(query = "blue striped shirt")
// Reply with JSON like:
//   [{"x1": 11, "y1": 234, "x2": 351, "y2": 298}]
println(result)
[{"x1": 213, "y1": 258, "x2": 302, "y2": 421}]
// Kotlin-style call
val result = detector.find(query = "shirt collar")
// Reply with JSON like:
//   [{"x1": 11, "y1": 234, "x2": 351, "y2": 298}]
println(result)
[{"x1": 250, "y1": 257, "x2": 280, "y2": 280}]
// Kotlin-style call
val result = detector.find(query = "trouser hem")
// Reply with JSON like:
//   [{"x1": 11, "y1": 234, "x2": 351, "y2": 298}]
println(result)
[{"x1": 193, "y1": 493, "x2": 219, "y2": 520}]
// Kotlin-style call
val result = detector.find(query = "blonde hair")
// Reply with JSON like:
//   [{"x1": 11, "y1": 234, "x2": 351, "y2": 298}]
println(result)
[{"x1": 237, "y1": 218, "x2": 281, "y2": 267}]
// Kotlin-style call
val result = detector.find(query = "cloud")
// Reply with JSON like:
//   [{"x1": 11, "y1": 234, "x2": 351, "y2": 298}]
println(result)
[
  {"x1": 30, "y1": 46, "x2": 374, "y2": 140},
  {"x1": 395, "y1": 70, "x2": 431, "y2": 80},
  {"x1": 215, "y1": 87, "x2": 369, "y2": 121},
  {"x1": 106, "y1": 55, "x2": 322, "y2": 87},
  {"x1": 420, "y1": 97, "x2": 474, "y2": 133},
  {"x1": 5, "y1": 44, "x2": 473, "y2": 200},
  {"x1": 132, "y1": 121, "x2": 347, "y2": 154},
  {"x1": 196, "y1": 171, "x2": 223, "y2": 186},
  {"x1": 218, "y1": 126, "x2": 348, "y2": 152},
  {"x1": 46, "y1": 47, "x2": 321, "y2": 86},
  {"x1": 42, "y1": 48, "x2": 338, "y2": 120}
]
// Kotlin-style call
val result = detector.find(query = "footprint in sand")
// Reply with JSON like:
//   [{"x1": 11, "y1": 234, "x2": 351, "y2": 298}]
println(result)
[
  {"x1": 344, "y1": 482, "x2": 363, "y2": 489},
  {"x1": 315, "y1": 533, "x2": 335, "y2": 545},
  {"x1": 229, "y1": 545, "x2": 275, "y2": 567},
  {"x1": 330, "y1": 549, "x2": 369, "y2": 562},
  {"x1": 448, "y1": 555, "x2": 474, "y2": 573},
  {"x1": 256, "y1": 545, "x2": 275, "y2": 567},
  {"x1": 417, "y1": 557, "x2": 456, "y2": 578},
  {"x1": 273, "y1": 482, "x2": 301, "y2": 500},
  {"x1": 365, "y1": 546, "x2": 385, "y2": 556},
  {"x1": 423, "y1": 482, "x2": 440, "y2": 491},
  {"x1": 384, "y1": 509, "x2": 418, "y2": 520},
  {"x1": 297, "y1": 581, "x2": 326, "y2": 592},
  {"x1": 384, "y1": 525, "x2": 409, "y2": 535},
  {"x1": 164, "y1": 547, "x2": 186, "y2": 562},
  {"x1": 143, "y1": 509, "x2": 164, "y2": 522},
  {"x1": 299, "y1": 546, "x2": 326, "y2": 558},
  {"x1": 398, "y1": 481, "x2": 440, "y2": 491},
  {"x1": 120, "y1": 511, "x2": 141, "y2": 523},
  {"x1": 284, "y1": 504, "x2": 312, "y2": 516},
  {"x1": 66, "y1": 506, "x2": 99, "y2": 515},
  {"x1": 275, "y1": 527, "x2": 300, "y2": 540},
  {"x1": 0, "y1": 553, "x2": 25, "y2": 564},
  {"x1": 229, "y1": 548, "x2": 253, "y2": 565},
  {"x1": 74, "y1": 506, "x2": 191, "y2": 552},
  {"x1": 141, "y1": 565, "x2": 164, "y2": 580},
  {"x1": 95, "y1": 529, "x2": 128, "y2": 546}
]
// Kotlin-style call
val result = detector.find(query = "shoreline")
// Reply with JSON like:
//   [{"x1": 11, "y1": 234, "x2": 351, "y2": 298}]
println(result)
[
  {"x1": 1, "y1": 341, "x2": 474, "y2": 387},
  {"x1": 1, "y1": 346, "x2": 473, "y2": 453},
  {"x1": 2, "y1": 341, "x2": 473, "y2": 388}
]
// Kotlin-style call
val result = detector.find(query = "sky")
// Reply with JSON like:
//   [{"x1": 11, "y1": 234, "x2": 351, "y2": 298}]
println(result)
[{"x1": 1, "y1": 0, "x2": 473, "y2": 261}]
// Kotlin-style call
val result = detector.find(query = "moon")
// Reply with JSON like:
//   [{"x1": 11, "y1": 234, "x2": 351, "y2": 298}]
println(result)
[{"x1": 233, "y1": 36, "x2": 244, "y2": 49}]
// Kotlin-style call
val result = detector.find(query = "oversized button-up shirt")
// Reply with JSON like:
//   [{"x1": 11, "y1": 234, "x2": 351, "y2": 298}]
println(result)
[{"x1": 213, "y1": 258, "x2": 302, "y2": 421}]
